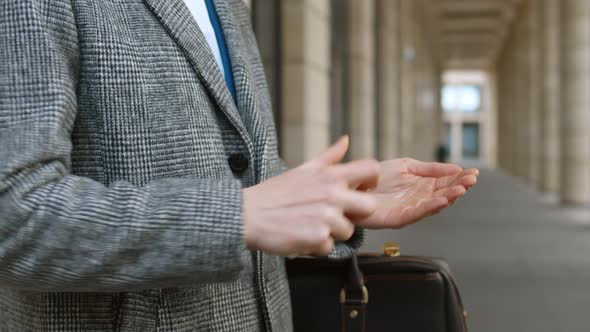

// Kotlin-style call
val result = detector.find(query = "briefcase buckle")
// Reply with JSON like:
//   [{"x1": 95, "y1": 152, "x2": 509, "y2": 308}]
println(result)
[
  {"x1": 383, "y1": 242, "x2": 401, "y2": 257},
  {"x1": 339, "y1": 286, "x2": 369, "y2": 304}
]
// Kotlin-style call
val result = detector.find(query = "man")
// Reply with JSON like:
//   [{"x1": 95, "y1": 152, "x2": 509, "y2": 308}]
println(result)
[{"x1": 0, "y1": 0, "x2": 478, "y2": 331}]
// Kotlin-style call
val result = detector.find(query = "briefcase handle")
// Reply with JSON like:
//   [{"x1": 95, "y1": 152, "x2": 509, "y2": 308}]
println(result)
[
  {"x1": 340, "y1": 243, "x2": 401, "y2": 332},
  {"x1": 341, "y1": 242, "x2": 402, "y2": 306}
]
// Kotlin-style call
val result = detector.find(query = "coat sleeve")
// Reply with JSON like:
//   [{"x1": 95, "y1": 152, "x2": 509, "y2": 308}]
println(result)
[{"x1": 0, "y1": 0, "x2": 246, "y2": 292}]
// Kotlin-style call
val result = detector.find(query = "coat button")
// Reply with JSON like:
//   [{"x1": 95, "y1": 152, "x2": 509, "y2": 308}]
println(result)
[{"x1": 228, "y1": 154, "x2": 249, "y2": 174}]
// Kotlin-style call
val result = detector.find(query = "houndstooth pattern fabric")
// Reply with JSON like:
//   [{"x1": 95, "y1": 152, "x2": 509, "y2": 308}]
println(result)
[{"x1": 0, "y1": 0, "x2": 363, "y2": 331}]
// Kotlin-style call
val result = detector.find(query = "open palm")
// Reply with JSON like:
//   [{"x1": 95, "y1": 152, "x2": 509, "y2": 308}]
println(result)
[{"x1": 356, "y1": 158, "x2": 479, "y2": 229}]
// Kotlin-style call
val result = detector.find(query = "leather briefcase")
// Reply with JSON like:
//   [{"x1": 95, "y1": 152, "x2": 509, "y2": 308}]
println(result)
[{"x1": 286, "y1": 243, "x2": 468, "y2": 332}]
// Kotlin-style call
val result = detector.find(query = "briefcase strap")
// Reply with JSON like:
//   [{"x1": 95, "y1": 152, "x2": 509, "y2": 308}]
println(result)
[
  {"x1": 341, "y1": 302, "x2": 366, "y2": 332},
  {"x1": 340, "y1": 253, "x2": 368, "y2": 332}
]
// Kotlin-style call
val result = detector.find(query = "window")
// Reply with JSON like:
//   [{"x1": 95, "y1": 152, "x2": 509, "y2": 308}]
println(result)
[
  {"x1": 462, "y1": 123, "x2": 480, "y2": 159},
  {"x1": 442, "y1": 85, "x2": 481, "y2": 113},
  {"x1": 444, "y1": 123, "x2": 452, "y2": 153}
]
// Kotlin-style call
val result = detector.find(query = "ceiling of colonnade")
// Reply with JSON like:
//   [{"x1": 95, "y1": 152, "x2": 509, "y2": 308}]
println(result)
[{"x1": 420, "y1": 0, "x2": 523, "y2": 69}]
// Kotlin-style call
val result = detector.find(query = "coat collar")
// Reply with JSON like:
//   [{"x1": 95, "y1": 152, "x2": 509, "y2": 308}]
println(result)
[
  {"x1": 142, "y1": 0, "x2": 269, "y2": 182},
  {"x1": 211, "y1": 0, "x2": 270, "y2": 180},
  {"x1": 141, "y1": 0, "x2": 255, "y2": 153}
]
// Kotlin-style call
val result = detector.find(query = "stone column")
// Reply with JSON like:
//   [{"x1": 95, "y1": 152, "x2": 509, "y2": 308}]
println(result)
[
  {"x1": 528, "y1": 0, "x2": 543, "y2": 187},
  {"x1": 561, "y1": 0, "x2": 590, "y2": 204},
  {"x1": 515, "y1": 10, "x2": 531, "y2": 179},
  {"x1": 497, "y1": 60, "x2": 506, "y2": 169},
  {"x1": 399, "y1": 0, "x2": 414, "y2": 157},
  {"x1": 396, "y1": 0, "x2": 441, "y2": 161},
  {"x1": 541, "y1": 0, "x2": 561, "y2": 192},
  {"x1": 485, "y1": 71, "x2": 499, "y2": 169},
  {"x1": 508, "y1": 41, "x2": 518, "y2": 175},
  {"x1": 511, "y1": 45, "x2": 519, "y2": 175},
  {"x1": 498, "y1": 18, "x2": 522, "y2": 176},
  {"x1": 280, "y1": 0, "x2": 331, "y2": 166},
  {"x1": 376, "y1": 0, "x2": 401, "y2": 160},
  {"x1": 497, "y1": 31, "x2": 514, "y2": 172},
  {"x1": 252, "y1": 0, "x2": 281, "y2": 132},
  {"x1": 347, "y1": 0, "x2": 376, "y2": 159}
]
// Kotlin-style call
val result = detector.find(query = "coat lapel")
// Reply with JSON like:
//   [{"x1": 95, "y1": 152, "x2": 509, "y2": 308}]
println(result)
[
  {"x1": 141, "y1": 0, "x2": 254, "y2": 153},
  {"x1": 212, "y1": 0, "x2": 270, "y2": 181}
]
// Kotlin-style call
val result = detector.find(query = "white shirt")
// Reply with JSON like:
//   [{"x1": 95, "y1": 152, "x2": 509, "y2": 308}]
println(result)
[{"x1": 182, "y1": 0, "x2": 226, "y2": 74}]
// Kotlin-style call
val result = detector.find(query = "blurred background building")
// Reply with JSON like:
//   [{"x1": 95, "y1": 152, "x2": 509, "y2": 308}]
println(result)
[
  {"x1": 247, "y1": 0, "x2": 590, "y2": 331},
  {"x1": 247, "y1": 0, "x2": 590, "y2": 206}
]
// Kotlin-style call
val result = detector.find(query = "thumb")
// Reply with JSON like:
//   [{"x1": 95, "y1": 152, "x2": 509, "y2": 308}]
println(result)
[{"x1": 313, "y1": 135, "x2": 349, "y2": 166}]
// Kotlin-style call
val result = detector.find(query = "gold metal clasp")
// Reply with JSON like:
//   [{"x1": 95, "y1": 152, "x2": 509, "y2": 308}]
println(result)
[
  {"x1": 382, "y1": 242, "x2": 401, "y2": 257},
  {"x1": 340, "y1": 286, "x2": 369, "y2": 304}
]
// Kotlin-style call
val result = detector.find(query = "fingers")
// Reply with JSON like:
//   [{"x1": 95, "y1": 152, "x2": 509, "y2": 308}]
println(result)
[
  {"x1": 331, "y1": 158, "x2": 380, "y2": 190},
  {"x1": 435, "y1": 174, "x2": 455, "y2": 190},
  {"x1": 311, "y1": 135, "x2": 349, "y2": 166},
  {"x1": 322, "y1": 207, "x2": 355, "y2": 241},
  {"x1": 336, "y1": 190, "x2": 378, "y2": 218},
  {"x1": 292, "y1": 203, "x2": 357, "y2": 256},
  {"x1": 406, "y1": 159, "x2": 462, "y2": 177},
  {"x1": 435, "y1": 170, "x2": 479, "y2": 190},
  {"x1": 315, "y1": 237, "x2": 335, "y2": 256},
  {"x1": 462, "y1": 174, "x2": 478, "y2": 189},
  {"x1": 400, "y1": 197, "x2": 449, "y2": 225},
  {"x1": 435, "y1": 185, "x2": 467, "y2": 203},
  {"x1": 299, "y1": 215, "x2": 346, "y2": 256}
]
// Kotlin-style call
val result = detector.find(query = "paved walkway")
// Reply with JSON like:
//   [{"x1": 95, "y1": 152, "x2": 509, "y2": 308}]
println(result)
[{"x1": 363, "y1": 169, "x2": 590, "y2": 332}]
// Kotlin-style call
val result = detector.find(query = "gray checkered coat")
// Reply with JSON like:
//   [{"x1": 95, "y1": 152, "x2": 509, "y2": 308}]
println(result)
[{"x1": 0, "y1": 0, "x2": 363, "y2": 331}]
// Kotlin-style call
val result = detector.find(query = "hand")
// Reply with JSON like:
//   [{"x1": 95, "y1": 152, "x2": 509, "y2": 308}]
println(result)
[
  {"x1": 243, "y1": 136, "x2": 379, "y2": 256},
  {"x1": 356, "y1": 158, "x2": 479, "y2": 229}
]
